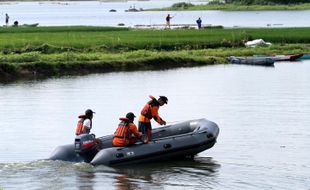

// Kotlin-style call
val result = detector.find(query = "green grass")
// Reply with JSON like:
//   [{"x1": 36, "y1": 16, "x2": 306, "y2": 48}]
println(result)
[
  {"x1": 1, "y1": 26, "x2": 310, "y2": 53},
  {"x1": 1, "y1": 44, "x2": 307, "y2": 64},
  {"x1": 1, "y1": 26, "x2": 310, "y2": 81}
]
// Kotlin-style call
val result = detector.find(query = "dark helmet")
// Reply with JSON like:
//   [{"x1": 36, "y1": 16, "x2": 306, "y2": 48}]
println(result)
[
  {"x1": 85, "y1": 109, "x2": 95, "y2": 117},
  {"x1": 159, "y1": 96, "x2": 168, "y2": 104},
  {"x1": 126, "y1": 112, "x2": 136, "y2": 121}
]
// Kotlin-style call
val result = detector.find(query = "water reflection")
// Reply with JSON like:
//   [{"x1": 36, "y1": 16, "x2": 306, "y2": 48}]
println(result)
[
  {"x1": 110, "y1": 157, "x2": 220, "y2": 189},
  {"x1": 114, "y1": 175, "x2": 140, "y2": 190},
  {"x1": 53, "y1": 157, "x2": 221, "y2": 190},
  {"x1": 76, "y1": 171, "x2": 96, "y2": 190}
]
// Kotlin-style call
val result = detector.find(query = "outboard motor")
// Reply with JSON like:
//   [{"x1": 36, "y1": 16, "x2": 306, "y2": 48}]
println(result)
[{"x1": 74, "y1": 134, "x2": 99, "y2": 162}]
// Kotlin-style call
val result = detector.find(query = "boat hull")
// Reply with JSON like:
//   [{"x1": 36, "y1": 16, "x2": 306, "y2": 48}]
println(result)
[
  {"x1": 48, "y1": 118, "x2": 219, "y2": 166},
  {"x1": 298, "y1": 54, "x2": 310, "y2": 60},
  {"x1": 254, "y1": 54, "x2": 304, "y2": 61},
  {"x1": 228, "y1": 56, "x2": 274, "y2": 66}
]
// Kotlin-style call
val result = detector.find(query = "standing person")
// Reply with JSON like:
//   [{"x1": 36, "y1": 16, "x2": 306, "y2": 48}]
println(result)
[
  {"x1": 196, "y1": 17, "x2": 202, "y2": 29},
  {"x1": 5, "y1": 13, "x2": 9, "y2": 26},
  {"x1": 113, "y1": 112, "x2": 142, "y2": 147},
  {"x1": 75, "y1": 109, "x2": 95, "y2": 135},
  {"x1": 138, "y1": 95, "x2": 168, "y2": 142},
  {"x1": 165, "y1": 14, "x2": 173, "y2": 29}
]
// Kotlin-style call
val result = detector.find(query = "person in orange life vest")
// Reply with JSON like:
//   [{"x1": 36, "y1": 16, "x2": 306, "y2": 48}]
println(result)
[
  {"x1": 138, "y1": 95, "x2": 168, "y2": 142},
  {"x1": 75, "y1": 109, "x2": 95, "y2": 135},
  {"x1": 113, "y1": 112, "x2": 142, "y2": 147}
]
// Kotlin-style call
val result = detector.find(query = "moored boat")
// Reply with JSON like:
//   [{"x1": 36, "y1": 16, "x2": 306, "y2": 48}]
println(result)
[
  {"x1": 297, "y1": 54, "x2": 310, "y2": 60},
  {"x1": 227, "y1": 56, "x2": 274, "y2": 66},
  {"x1": 254, "y1": 54, "x2": 303, "y2": 61},
  {"x1": 48, "y1": 118, "x2": 219, "y2": 166}
]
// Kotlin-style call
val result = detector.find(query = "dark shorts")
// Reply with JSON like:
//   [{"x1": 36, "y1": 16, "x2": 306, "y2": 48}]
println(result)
[{"x1": 138, "y1": 122, "x2": 152, "y2": 140}]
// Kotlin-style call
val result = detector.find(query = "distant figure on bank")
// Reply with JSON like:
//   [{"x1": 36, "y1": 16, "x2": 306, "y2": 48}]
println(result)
[
  {"x1": 5, "y1": 13, "x2": 9, "y2": 26},
  {"x1": 165, "y1": 14, "x2": 173, "y2": 29},
  {"x1": 75, "y1": 109, "x2": 96, "y2": 135},
  {"x1": 196, "y1": 17, "x2": 202, "y2": 29},
  {"x1": 113, "y1": 112, "x2": 143, "y2": 147},
  {"x1": 138, "y1": 95, "x2": 168, "y2": 142}
]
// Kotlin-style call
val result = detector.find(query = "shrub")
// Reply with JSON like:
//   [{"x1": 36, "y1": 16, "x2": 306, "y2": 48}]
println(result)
[
  {"x1": 231, "y1": 0, "x2": 308, "y2": 5},
  {"x1": 208, "y1": 0, "x2": 225, "y2": 5},
  {"x1": 171, "y1": 2, "x2": 194, "y2": 9}
]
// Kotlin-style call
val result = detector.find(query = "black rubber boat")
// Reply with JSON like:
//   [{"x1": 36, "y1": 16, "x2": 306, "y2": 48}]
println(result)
[{"x1": 48, "y1": 118, "x2": 219, "y2": 166}]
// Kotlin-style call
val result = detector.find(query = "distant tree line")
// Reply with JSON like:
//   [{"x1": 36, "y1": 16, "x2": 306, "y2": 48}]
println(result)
[{"x1": 214, "y1": 0, "x2": 310, "y2": 5}]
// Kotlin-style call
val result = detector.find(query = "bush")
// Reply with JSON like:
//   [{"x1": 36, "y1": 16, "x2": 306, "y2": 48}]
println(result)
[
  {"x1": 231, "y1": 0, "x2": 309, "y2": 4},
  {"x1": 208, "y1": 0, "x2": 225, "y2": 5},
  {"x1": 171, "y1": 2, "x2": 194, "y2": 9},
  {"x1": 232, "y1": 0, "x2": 272, "y2": 5}
]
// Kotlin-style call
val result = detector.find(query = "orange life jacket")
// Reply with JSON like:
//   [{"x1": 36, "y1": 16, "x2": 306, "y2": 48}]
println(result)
[
  {"x1": 141, "y1": 103, "x2": 152, "y2": 119},
  {"x1": 141, "y1": 95, "x2": 158, "y2": 119},
  {"x1": 113, "y1": 118, "x2": 130, "y2": 140},
  {"x1": 75, "y1": 115, "x2": 92, "y2": 135}
]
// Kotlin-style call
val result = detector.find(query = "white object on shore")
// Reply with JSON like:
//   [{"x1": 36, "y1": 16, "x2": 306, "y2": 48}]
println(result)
[{"x1": 245, "y1": 39, "x2": 272, "y2": 48}]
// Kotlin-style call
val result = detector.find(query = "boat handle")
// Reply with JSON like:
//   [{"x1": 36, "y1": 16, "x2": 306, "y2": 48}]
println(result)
[
  {"x1": 115, "y1": 153, "x2": 124, "y2": 158},
  {"x1": 198, "y1": 130, "x2": 207, "y2": 134},
  {"x1": 163, "y1": 144, "x2": 172, "y2": 149}
]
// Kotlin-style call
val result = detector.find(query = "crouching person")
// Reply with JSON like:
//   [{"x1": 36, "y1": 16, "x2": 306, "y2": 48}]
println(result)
[
  {"x1": 75, "y1": 109, "x2": 102, "y2": 152},
  {"x1": 113, "y1": 112, "x2": 145, "y2": 147}
]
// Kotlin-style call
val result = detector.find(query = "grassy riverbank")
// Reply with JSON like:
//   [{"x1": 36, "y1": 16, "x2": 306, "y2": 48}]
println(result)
[
  {"x1": 148, "y1": 2, "x2": 310, "y2": 11},
  {"x1": 1, "y1": 26, "x2": 310, "y2": 81},
  {"x1": 1, "y1": 26, "x2": 310, "y2": 52}
]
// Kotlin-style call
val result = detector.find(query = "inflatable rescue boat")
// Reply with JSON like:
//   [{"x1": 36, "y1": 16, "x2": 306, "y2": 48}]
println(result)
[{"x1": 48, "y1": 118, "x2": 219, "y2": 166}]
